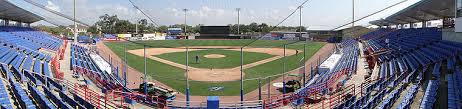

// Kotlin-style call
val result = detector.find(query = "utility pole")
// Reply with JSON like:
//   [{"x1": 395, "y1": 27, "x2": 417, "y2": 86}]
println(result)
[{"x1": 73, "y1": 0, "x2": 77, "y2": 42}]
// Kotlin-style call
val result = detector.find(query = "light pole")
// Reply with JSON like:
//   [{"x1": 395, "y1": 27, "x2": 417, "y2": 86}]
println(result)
[
  {"x1": 135, "y1": 19, "x2": 139, "y2": 34},
  {"x1": 236, "y1": 8, "x2": 241, "y2": 36},
  {"x1": 183, "y1": 8, "x2": 191, "y2": 106},
  {"x1": 143, "y1": 45, "x2": 147, "y2": 95},
  {"x1": 183, "y1": 9, "x2": 188, "y2": 36},
  {"x1": 124, "y1": 37, "x2": 128, "y2": 87},
  {"x1": 73, "y1": 0, "x2": 77, "y2": 43},
  {"x1": 352, "y1": 0, "x2": 355, "y2": 37},
  {"x1": 299, "y1": 6, "x2": 307, "y2": 85},
  {"x1": 240, "y1": 47, "x2": 244, "y2": 102},
  {"x1": 282, "y1": 44, "x2": 286, "y2": 94}
]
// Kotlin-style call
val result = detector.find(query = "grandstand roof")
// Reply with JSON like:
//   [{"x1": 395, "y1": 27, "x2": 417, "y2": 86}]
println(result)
[
  {"x1": 0, "y1": 0, "x2": 43, "y2": 23},
  {"x1": 371, "y1": 0, "x2": 454, "y2": 26}
]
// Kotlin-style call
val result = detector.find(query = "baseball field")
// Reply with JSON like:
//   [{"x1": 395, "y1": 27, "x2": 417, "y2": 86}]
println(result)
[{"x1": 104, "y1": 40, "x2": 325, "y2": 96}]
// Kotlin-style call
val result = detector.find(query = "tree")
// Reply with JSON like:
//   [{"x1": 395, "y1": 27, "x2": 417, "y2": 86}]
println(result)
[
  {"x1": 95, "y1": 14, "x2": 119, "y2": 34},
  {"x1": 33, "y1": 25, "x2": 71, "y2": 35},
  {"x1": 248, "y1": 23, "x2": 259, "y2": 32},
  {"x1": 295, "y1": 26, "x2": 307, "y2": 32},
  {"x1": 87, "y1": 25, "x2": 98, "y2": 34},
  {"x1": 157, "y1": 25, "x2": 168, "y2": 33},
  {"x1": 114, "y1": 20, "x2": 133, "y2": 33}
]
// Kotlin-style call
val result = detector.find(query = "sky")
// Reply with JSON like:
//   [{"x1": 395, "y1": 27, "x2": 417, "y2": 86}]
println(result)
[{"x1": 8, "y1": 0, "x2": 420, "y2": 30}]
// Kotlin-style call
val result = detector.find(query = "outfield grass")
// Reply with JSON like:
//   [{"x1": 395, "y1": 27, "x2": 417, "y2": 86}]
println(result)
[
  {"x1": 155, "y1": 49, "x2": 274, "y2": 69},
  {"x1": 105, "y1": 40, "x2": 325, "y2": 96}
]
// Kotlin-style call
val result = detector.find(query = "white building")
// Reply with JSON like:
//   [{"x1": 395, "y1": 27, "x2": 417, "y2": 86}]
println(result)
[{"x1": 67, "y1": 24, "x2": 88, "y2": 33}]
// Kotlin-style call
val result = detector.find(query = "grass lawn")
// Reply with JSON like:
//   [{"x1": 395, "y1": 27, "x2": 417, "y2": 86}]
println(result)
[
  {"x1": 105, "y1": 40, "x2": 326, "y2": 96},
  {"x1": 155, "y1": 49, "x2": 274, "y2": 69}
]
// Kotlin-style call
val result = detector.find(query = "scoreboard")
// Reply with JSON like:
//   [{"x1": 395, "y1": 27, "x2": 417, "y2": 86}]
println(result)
[{"x1": 200, "y1": 26, "x2": 230, "y2": 34}]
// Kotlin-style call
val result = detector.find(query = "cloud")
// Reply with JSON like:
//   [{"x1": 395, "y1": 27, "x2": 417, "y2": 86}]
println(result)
[{"x1": 46, "y1": 1, "x2": 60, "y2": 12}]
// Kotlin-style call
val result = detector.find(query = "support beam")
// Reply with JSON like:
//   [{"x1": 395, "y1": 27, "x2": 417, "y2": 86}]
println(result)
[
  {"x1": 421, "y1": 21, "x2": 427, "y2": 28},
  {"x1": 4, "y1": 20, "x2": 9, "y2": 26},
  {"x1": 409, "y1": 22, "x2": 414, "y2": 28}
]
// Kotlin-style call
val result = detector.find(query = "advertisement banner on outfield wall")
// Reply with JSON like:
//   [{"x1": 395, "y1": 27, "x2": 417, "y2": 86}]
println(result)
[
  {"x1": 144, "y1": 34, "x2": 156, "y2": 37},
  {"x1": 117, "y1": 34, "x2": 132, "y2": 38},
  {"x1": 188, "y1": 36, "x2": 195, "y2": 39},
  {"x1": 283, "y1": 34, "x2": 296, "y2": 38},
  {"x1": 144, "y1": 34, "x2": 156, "y2": 40},
  {"x1": 128, "y1": 37, "x2": 140, "y2": 41},
  {"x1": 165, "y1": 36, "x2": 177, "y2": 40},
  {"x1": 154, "y1": 36, "x2": 165, "y2": 40}
]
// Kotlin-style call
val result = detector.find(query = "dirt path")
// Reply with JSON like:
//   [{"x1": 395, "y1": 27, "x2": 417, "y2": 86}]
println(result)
[
  {"x1": 96, "y1": 41, "x2": 334, "y2": 103},
  {"x1": 127, "y1": 47, "x2": 298, "y2": 81}
]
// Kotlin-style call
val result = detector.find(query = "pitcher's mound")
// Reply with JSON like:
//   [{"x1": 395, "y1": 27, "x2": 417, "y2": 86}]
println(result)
[{"x1": 204, "y1": 54, "x2": 226, "y2": 58}]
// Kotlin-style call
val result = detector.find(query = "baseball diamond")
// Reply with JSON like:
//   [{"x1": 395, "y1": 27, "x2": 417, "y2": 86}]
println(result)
[{"x1": 0, "y1": 0, "x2": 456, "y2": 108}]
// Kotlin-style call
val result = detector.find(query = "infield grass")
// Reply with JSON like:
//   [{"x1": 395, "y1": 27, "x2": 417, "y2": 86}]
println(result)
[{"x1": 155, "y1": 49, "x2": 274, "y2": 69}]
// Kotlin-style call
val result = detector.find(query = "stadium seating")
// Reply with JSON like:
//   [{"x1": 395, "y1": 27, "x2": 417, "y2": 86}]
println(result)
[
  {"x1": 0, "y1": 65, "x2": 13, "y2": 109},
  {"x1": 358, "y1": 27, "x2": 462, "y2": 109},
  {"x1": 447, "y1": 67, "x2": 462, "y2": 108},
  {"x1": 27, "y1": 83, "x2": 56, "y2": 109},
  {"x1": 315, "y1": 39, "x2": 359, "y2": 84},
  {"x1": 360, "y1": 28, "x2": 393, "y2": 40},
  {"x1": 396, "y1": 84, "x2": 419, "y2": 109},
  {"x1": 0, "y1": 26, "x2": 104, "y2": 109},
  {"x1": 70, "y1": 44, "x2": 123, "y2": 91},
  {"x1": 420, "y1": 80, "x2": 439, "y2": 109},
  {"x1": 0, "y1": 26, "x2": 62, "y2": 64}
]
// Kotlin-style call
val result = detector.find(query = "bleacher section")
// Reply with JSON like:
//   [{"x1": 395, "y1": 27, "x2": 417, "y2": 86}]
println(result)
[
  {"x1": 70, "y1": 44, "x2": 169, "y2": 108},
  {"x1": 70, "y1": 44, "x2": 123, "y2": 91},
  {"x1": 0, "y1": 26, "x2": 62, "y2": 51},
  {"x1": 0, "y1": 26, "x2": 111, "y2": 109},
  {"x1": 360, "y1": 28, "x2": 392, "y2": 40},
  {"x1": 263, "y1": 39, "x2": 360, "y2": 109},
  {"x1": 447, "y1": 67, "x2": 462, "y2": 108},
  {"x1": 360, "y1": 27, "x2": 462, "y2": 109}
]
